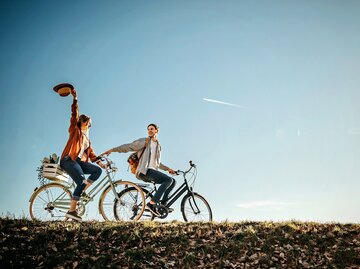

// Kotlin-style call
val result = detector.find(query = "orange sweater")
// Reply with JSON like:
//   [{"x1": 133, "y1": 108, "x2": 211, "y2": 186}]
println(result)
[{"x1": 61, "y1": 99, "x2": 97, "y2": 162}]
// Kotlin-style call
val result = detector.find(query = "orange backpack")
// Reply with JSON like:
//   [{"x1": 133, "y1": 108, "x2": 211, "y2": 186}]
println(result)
[{"x1": 127, "y1": 138, "x2": 149, "y2": 174}]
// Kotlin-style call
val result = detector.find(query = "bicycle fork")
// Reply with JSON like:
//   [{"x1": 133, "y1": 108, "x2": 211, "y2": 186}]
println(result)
[
  {"x1": 188, "y1": 188, "x2": 201, "y2": 215},
  {"x1": 110, "y1": 182, "x2": 125, "y2": 201}
]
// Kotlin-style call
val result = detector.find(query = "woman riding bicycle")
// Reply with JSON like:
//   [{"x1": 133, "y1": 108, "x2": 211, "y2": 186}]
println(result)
[{"x1": 60, "y1": 88, "x2": 106, "y2": 221}]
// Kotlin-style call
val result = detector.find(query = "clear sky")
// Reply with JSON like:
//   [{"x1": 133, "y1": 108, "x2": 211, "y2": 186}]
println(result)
[{"x1": 1, "y1": 0, "x2": 359, "y2": 223}]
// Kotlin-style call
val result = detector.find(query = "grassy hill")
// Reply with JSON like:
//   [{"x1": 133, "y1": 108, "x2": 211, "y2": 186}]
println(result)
[{"x1": 0, "y1": 218, "x2": 359, "y2": 268}]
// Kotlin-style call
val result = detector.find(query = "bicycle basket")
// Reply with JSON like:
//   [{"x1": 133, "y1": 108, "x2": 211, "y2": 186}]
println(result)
[{"x1": 42, "y1": 163, "x2": 69, "y2": 182}]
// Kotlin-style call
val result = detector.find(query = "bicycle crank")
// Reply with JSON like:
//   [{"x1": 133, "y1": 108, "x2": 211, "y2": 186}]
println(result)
[{"x1": 157, "y1": 205, "x2": 169, "y2": 219}]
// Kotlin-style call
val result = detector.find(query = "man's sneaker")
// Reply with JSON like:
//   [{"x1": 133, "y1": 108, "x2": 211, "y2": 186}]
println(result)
[
  {"x1": 146, "y1": 202, "x2": 161, "y2": 217},
  {"x1": 161, "y1": 202, "x2": 174, "y2": 213},
  {"x1": 65, "y1": 210, "x2": 82, "y2": 222}
]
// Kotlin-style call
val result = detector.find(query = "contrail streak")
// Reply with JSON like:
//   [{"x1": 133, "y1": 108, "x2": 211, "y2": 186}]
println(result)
[{"x1": 203, "y1": 98, "x2": 246, "y2": 108}]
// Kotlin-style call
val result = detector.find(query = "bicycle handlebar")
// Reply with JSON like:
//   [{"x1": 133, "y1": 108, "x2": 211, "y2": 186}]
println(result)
[
  {"x1": 96, "y1": 155, "x2": 117, "y2": 172},
  {"x1": 176, "y1": 160, "x2": 196, "y2": 176}
]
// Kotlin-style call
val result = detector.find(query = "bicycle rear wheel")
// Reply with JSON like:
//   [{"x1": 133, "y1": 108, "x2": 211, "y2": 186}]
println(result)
[
  {"x1": 181, "y1": 192, "x2": 212, "y2": 222},
  {"x1": 29, "y1": 183, "x2": 72, "y2": 221},
  {"x1": 114, "y1": 187, "x2": 154, "y2": 221},
  {"x1": 99, "y1": 180, "x2": 145, "y2": 221}
]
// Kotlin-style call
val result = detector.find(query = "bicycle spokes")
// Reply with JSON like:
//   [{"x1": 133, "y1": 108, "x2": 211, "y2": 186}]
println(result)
[
  {"x1": 111, "y1": 185, "x2": 146, "y2": 221},
  {"x1": 29, "y1": 183, "x2": 72, "y2": 221},
  {"x1": 181, "y1": 193, "x2": 212, "y2": 222}
]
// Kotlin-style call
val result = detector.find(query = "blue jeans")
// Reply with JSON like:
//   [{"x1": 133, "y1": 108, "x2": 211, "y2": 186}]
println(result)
[
  {"x1": 60, "y1": 155, "x2": 102, "y2": 201},
  {"x1": 139, "y1": 169, "x2": 176, "y2": 204}
]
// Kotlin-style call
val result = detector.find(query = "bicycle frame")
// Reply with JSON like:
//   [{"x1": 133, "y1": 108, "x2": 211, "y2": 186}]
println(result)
[
  {"x1": 33, "y1": 162, "x2": 120, "y2": 210},
  {"x1": 142, "y1": 165, "x2": 195, "y2": 208},
  {"x1": 79, "y1": 172, "x2": 114, "y2": 204},
  {"x1": 163, "y1": 181, "x2": 190, "y2": 208}
]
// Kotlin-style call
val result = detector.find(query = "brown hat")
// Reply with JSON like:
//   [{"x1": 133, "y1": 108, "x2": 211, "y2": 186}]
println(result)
[{"x1": 53, "y1": 83, "x2": 74, "y2": 97}]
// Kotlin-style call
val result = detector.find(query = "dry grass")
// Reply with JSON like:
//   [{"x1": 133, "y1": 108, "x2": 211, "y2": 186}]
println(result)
[{"x1": 0, "y1": 218, "x2": 359, "y2": 268}]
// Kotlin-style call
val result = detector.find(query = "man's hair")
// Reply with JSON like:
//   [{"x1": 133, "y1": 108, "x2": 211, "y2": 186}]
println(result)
[
  {"x1": 147, "y1": 123, "x2": 159, "y2": 131},
  {"x1": 77, "y1": 114, "x2": 91, "y2": 127}
]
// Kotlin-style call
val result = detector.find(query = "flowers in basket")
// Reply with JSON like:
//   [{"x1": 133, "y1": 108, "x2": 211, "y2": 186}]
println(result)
[
  {"x1": 42, "y1": 153, "x2": 59, "y2": 164},
  {"x1": 37, "y1": 153, "x2": 68, "y2": 183}
]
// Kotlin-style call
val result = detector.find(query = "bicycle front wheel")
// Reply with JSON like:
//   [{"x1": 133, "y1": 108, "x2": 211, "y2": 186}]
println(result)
[
  {"x1": 114, "y1": 187, "x2": 154, "y2": 221},
  {"x1": 99, "y1": 180, "x2": 145, "y2": 221},
  {"x1": 181, "y1": 192, "x2": 212, "y2": 222},
  {"x1": 29, "y1": 183, "x2": 72, "y2": 221}
]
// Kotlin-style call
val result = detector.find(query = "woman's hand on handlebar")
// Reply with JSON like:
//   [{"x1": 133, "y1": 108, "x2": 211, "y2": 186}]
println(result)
[
  {"x1": 95, "y1": 156, "x2": 108, "y2": 169},
  {"x1": 95, "y1": 156, "x2": 107, "y2": 169},
  {"x1": 97, "y1": 161, "x2": 107, "y2": 169}
]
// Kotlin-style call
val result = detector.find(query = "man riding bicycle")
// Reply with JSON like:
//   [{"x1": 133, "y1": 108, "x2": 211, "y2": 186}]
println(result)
[{"x1": 103, "y1": 123, "x2": 176, "y2": 215}]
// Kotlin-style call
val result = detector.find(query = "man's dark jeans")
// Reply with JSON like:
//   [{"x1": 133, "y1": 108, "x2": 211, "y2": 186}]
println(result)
[
  {"x1": 60, "y1": 155, "x2": 102, "y2": 201},
  {"x1": 140, "y1": 168, "x2": 176, "y2": 204}
]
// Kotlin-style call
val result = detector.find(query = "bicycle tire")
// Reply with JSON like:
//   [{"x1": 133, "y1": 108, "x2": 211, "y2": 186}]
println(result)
[
  {"x1": 98, "y1": 180, "x2": 145, "y2": 221},
  {"x1": 114, "y1": 187, "x2": 154, "y2": 221},
  {"x1": 181, "y1": 192, "x2": 212, "y2": 222},
  {"x1": 29, "y1": 182, "x2": 72, "y2": 221}
]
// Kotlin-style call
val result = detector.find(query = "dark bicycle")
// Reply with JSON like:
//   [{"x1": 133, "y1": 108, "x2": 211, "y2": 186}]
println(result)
[{"x1": 114, "y1": 161, "x2": 212, "y2": 222}]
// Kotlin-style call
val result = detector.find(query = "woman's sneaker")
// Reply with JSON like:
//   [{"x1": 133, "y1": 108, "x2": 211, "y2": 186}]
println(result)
[{"x1": 65, "y1": 211, "x2": 82, "y2": 222}]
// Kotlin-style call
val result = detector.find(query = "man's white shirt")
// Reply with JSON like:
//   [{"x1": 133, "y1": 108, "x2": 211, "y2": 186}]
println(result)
[{"x1": 147, "y1": 139, "x2": 158, "y2": 170}]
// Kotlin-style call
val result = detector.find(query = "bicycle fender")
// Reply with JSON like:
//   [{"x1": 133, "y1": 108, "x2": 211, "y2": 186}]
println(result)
[
  {"x1": 29, "y1": 187, "x2": 39, "y2": 202},
  {"x1": 28, "y1": 182, "x2": 67, "y2": 202}
]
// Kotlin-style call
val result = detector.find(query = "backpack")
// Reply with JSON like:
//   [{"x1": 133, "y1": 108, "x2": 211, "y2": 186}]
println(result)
[{"x1": 127, "y1": 138, "x2": 149, "y2": 174}]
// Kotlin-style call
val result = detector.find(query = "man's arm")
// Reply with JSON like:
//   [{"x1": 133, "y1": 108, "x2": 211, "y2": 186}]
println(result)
[
  {"x1": 159, "y1": 163, "x2": 176, "y2": 174},
  {"x1": 102, "y1": 138, "x2": 146, "y2": 155}
]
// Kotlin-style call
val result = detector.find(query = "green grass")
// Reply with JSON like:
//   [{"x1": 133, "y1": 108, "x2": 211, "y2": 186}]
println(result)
[{"x1": 0, "y1": 218, "x2": 359, "y2": 268}]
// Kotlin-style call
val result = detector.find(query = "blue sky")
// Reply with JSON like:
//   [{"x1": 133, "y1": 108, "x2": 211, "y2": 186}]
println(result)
[{"x1": 1, "y1": 0, "x2": 359, "y2": 223}]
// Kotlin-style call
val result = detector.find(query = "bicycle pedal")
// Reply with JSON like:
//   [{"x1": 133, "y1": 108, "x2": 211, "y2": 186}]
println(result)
[{"x1": 81, "y1": 194, "x2": 91, "y2": 201}]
